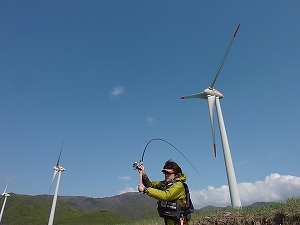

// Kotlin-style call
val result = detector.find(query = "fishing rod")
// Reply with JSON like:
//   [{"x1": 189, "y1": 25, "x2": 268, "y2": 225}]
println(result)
[{"x1": 132, "y1": 138, "x2": 201, "y2": 177}]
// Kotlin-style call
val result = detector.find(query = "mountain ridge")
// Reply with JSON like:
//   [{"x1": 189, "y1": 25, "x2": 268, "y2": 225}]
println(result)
[{"x1": 12, "y1": 191, "x2": 275, "y2": 212}]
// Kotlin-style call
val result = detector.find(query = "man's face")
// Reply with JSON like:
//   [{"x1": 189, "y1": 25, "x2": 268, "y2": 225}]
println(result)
[{"x1": 164, "y1": 171, "x2": 175, "y2": 182}]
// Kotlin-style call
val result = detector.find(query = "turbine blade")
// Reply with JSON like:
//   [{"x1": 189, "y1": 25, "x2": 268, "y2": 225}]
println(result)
[
  {"x1": 48, "y1": 170, "x2": 58, "y2": 197},
  {"x1": 207, "y1": 95, "x2": 217, "y2": 157},
  {"x1": 180, "y1": 92, "x2": 207, "y2": 100},
  {"x1": 209, "y1": 24, "x2": 240, "y2": 89},
  {"x1": 3, "y1": 183, "x2": 8, "y2": 194},
  {"x1": 52, "y1": 170, "x2": 58, "y2": 184},
  {"x1": 2, "y1": 174, "x2": 12, "y2": 195},
  {"x1": 56, "y1": 141, "x2": 64, "y2": 167}
]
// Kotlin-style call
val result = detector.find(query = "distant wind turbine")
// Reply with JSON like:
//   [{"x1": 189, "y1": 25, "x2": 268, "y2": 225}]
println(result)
[
  {"x1": 180, "y1": 24, "x2": 242, "y2": 208},
  {"x1": 48, "y1": 141, "x2": 65, "y2": 225},
  {"x1": 0, "y1": 183, "x2": 10, "y2": 223}
]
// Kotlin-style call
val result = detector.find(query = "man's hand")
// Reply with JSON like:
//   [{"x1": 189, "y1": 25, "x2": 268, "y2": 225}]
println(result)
[
  {"x1": 138, "y1": 183, "x2": 145, "y2": 192},
  {"x1": 137, "y1": 165, "x2": 145, "y2": 174}
]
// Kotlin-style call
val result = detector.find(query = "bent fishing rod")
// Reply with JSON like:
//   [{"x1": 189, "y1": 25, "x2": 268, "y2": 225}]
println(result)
[{"x1": 132, "y1": 138, "x2": 201, "y2": 177}]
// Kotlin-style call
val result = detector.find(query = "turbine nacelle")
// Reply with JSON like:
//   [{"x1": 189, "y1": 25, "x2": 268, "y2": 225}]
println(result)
[
  {"x1": 204, "y1": 88, "x2": 223, "y2": 99},
  {"x1": 53, "y1": 166, "x2": 65, "y2": 172},
  {"x1": 1, "y1": 193, "x2": 10, "y2": 197},
  {"x1": 180, "y1": 88, "x2": 223, "y2": 100}
]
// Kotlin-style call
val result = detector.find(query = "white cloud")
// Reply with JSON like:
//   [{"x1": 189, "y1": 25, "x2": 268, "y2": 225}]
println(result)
[
  {"x1": 118, "y1": 187, "x2": 136, "y2": 195},
  {"x1": 191, "y1": 185, "x2": 230, "y2": 208},
  {"x1": 118, "y1": 173, "x2": 300, "y2": 209},
  {"x1": 118, "y1": 176, "x2": 131, "y2": 181},
  {"x1": 110, "y1": 87, "x2": 124, "y2": 96},
  {"x1": 239, "y1": 173, "x2": 300, "y2": 204},
  {"x1": 147, "y1": 116, "x2": 156, "y2": 124},
  {"x1": 191, "y1": 173, "x2": 300, "y2": 209}
]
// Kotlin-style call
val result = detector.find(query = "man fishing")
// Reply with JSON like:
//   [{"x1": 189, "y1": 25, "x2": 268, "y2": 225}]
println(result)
[{"x1": 137, "y1": 160, "x2": 193, "y2": 225}]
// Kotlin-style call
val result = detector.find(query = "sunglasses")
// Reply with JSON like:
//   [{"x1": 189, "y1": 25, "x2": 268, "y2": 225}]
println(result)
[{"x1": 162, "y1": 171, "x2": 174, "y2": 175}]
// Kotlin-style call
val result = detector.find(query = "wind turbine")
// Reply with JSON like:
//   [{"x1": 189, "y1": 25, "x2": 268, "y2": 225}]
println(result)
[
  {"x1": 180, "y1": 24, "x2": 242, "y2": 208},
  {"x1": 48, "y1": 141, "x2": 65, "y2": 225},
  {"x1": 0, "y1": 183, "x2": 10, "y2": 223}
]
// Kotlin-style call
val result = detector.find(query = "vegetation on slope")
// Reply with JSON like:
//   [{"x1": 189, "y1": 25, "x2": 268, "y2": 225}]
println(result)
[
  {"x1": 125, "y1": 198, "x2": 300, "y2": 225},
  {"x1": 190, "y1": 197, "x2": 300, "y2": 225},
  {"x1": 1, "y1": 193, "x2": 300, "y2": 225},
  {"x1": 1, "y1": 194, "x2": 130, "y2": 225}
]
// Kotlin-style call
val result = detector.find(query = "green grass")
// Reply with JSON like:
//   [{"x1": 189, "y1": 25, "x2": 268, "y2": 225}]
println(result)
[
  {"x1": 189, "y1": 197, "x2": 300, "y2": 225},
  {"x1": 2, "y1": 195, "x2": 300, "y2": 224},
  {"x1": 120, "y1": 197, "x2": 300, "y2": 225}
]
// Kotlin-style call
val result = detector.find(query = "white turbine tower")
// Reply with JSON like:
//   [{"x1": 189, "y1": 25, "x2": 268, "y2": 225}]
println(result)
[
  {"x1": 180, "y1": 24, "x2": 242, "y2": 208},
  {"x1": 0, "y1": 183, "x2": 10, "y2": 223},
  {"x1": 48, "y1": 141, "x2": 65, "y2": 225}
]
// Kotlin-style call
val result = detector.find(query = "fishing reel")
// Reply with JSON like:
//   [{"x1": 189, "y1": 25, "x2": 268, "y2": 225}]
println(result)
[{"x1": 132, "y1": 160, "x2": 143, "y2": 170}]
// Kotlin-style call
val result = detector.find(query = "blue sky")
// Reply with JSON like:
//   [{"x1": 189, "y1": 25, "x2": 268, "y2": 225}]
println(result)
[{"x1": 1, "y1": 1, "x2": 300, "y2": 208}]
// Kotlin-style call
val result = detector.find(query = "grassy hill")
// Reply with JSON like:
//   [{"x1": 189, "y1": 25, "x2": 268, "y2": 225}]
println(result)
[
  {"x1": 1, "y1": 192, "x2": 158, "y2": 224},
  {"x1": 58, "y1": 192, "x2": 158, "y2": 219},
  {"x1": 1, "y1": 193, "x2": 300, "y2": 224}
]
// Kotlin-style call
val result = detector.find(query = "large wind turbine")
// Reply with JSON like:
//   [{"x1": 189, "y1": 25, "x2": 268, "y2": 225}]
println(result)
[
  {"x1": 48, "y1": 141, "x2": 65, "y2": 225},
  {"x1": 180, "y1": 24, "x2": 242, "y2": 208},
  {"x1": 0, "y1": 183, "x2": 10, "y2": 223}
]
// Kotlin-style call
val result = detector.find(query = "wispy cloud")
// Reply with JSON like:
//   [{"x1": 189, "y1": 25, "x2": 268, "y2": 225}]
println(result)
[
  {"x1": 110, "y1": 87, "x2": 124, "y2": 96},
  {"x1": 118, "y1": 176, "x2": 131, "y2": 181},
  {"x1": 138, "y1": 116, "x2": 157, "y2": 124},
  {"x1": 191, "y1": 173, "x2": 300, "y2": 209},
  {"x1": 147, "y1": 116, "x2": 156, "y2": 124}
]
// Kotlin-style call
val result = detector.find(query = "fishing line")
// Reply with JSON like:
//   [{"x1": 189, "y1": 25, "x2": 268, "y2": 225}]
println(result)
[{"x1": 133, "y1": 138, "x2": 201, "y2": 177}]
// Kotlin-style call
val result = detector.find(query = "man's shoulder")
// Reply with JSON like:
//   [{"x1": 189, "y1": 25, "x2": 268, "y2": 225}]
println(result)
[
  {"x1": 175, "y1": 173, "x2": 187, "y2": 183},
  {"x1": 172, "y1": 181, "x2": 185, "y2": 188}
]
